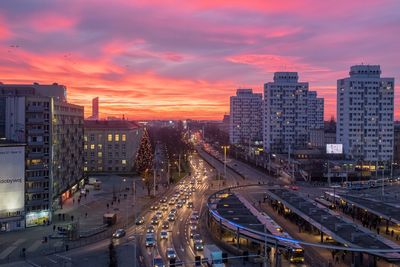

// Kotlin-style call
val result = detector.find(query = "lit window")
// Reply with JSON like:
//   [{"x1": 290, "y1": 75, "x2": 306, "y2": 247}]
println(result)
[
  {"x1": 98, "y1": 144, "x2": 102, "y2": 149},
  {"x1": 98, "y1": 152, "x2": 102, "y2": 158},
  {"x1": 122, "y1": 160, "x2": 127, "y2": 165},
  {"x1": 84, "y1": 144, "x2": 88, "y2": 150},
  {"x1": 84, "y1": 167, "x2": 88, "y2": 171},
  {"x1": 122, "y1": 134, "x2": 126, "y2": 141},
  {"x1": 84, "y1": 135, "x2": 88, "y2": 142},
  {"x1": 90, "y1": 144, "x2": 95, "y2": 150},
  {"x1": 98, "y1": 167, "x2": 103, "y2": 171},
  {"x1": 115, "y1": 134, "x2": 120, "y2": 142},
  {"x1": 108, "y1": 134, "x2": 112, "y2": 142}
]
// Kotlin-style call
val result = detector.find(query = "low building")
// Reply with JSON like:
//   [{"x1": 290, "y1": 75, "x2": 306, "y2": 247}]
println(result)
[
  {"x1": 84, "y1": 120, "x2": 144, "y2": 173},
  {"x1": 0, "y1": 141, "x2": 25, "y2": 232}
]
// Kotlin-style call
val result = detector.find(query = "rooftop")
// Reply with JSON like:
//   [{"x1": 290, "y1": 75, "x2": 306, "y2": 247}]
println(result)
[{"x1": 84, "y1": 120, "x2": 141, "y2": 130}]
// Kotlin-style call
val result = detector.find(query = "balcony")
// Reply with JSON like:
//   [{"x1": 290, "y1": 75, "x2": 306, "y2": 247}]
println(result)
[
  {"x1": 27, "y1": 106, "x2": 45, "y2": 112},
  {"x1": 27, "y1": 164, "x2": 47, "y2": 170},
  {"x1": 27, "y1": 118, "x2": 44, "y2": 124},
  {"x1": 25, "y1": 198, "x2": 49, "y2": 206},
  {"x1": 26, "y1": 187, "x2": 47, "y2": 194},
  {"x1": 27, "y1": 128, "x2": 45, "y2": 135},
  {"x1": 28, "y1": 141, "x2": 44, "y2": 146},
  {"x1": 28, "y1": 151, "x2": 45, "y2": 158}
]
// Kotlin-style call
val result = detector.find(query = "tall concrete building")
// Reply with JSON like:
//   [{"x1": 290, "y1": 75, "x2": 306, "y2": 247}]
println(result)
[
  {"x1": 394, "y1": 122, "x2": 400, "y2": 164},
  {"x1": 229, "y1": 89, "x2": 263, "y2": 145},
  {"x1": 337, "y1": 65, "x2": 394, "y2": 162},
  {"x1": 87, "y1": 97, "x2": 99, "y2": 120},
  {"x1": 0, "y1": 83, "x2": 84, "y2": 227},
  {"x1": 263, "y1": 72, "x2": 324, "y2": 153},
  {"x1": 84, "y1": 120, "x2": 143, "y2": 173}
]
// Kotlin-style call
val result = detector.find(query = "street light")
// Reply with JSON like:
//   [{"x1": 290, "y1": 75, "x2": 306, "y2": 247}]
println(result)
[{"x1": 221, "y1": 145, "x2": 230, "y2": 189}]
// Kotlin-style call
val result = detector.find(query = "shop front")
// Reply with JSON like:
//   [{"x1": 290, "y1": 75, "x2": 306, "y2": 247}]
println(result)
[{"x1": 25, "y1": 210, "x2": 50, "y2": 227}]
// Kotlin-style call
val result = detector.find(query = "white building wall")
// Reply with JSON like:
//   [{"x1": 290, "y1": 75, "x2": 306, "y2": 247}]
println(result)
[
  {"x1": 229, "y1": 89, "x2": 263, "y2": 145},
  {"x1": 337, "y1": 65, "x2": 394, "y2": 161}
]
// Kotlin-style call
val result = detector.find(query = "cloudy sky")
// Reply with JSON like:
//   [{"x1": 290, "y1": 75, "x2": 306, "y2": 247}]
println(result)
[{"x1": 0, "y1": 0, "x2": 399, "y2": 120}]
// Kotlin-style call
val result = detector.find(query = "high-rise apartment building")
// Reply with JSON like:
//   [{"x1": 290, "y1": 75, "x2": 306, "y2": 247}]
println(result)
[
  {"x1": 87, "y1": 97, "x2": 99, "y2": 120},
  {"x1": 337, "y1": 65, "x2": 394, "y2": 162},
  {"x1": 0, "y1": 83, "x2": 84, "y2": 227},
  {"x1": 84, "y1": 120, "x2": 143, "y2": 173},
  {"x1": 394, "y1": 122, "x2": 400, "y2": 164},
  {"x1": 229, "y1": 89, "x2": 263, "y2": 145},
  {"x1": 263, "y1": 72, "x2": 324, "y2": 153}
]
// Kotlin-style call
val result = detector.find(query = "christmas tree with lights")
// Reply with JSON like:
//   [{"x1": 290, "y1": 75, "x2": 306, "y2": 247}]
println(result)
[{"x1": 135, "y1": 128, "x2": 154, "y2": 174}]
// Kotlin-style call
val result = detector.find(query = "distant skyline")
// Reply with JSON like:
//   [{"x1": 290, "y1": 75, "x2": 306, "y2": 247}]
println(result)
[{"x1": 0, "y1": 0, "x2": 399, "y2": 120}]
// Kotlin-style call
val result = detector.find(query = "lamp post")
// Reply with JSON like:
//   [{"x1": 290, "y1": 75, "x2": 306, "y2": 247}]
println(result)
[{"x1": 221, "y1": 145, "x2": 229, "y2": 189}]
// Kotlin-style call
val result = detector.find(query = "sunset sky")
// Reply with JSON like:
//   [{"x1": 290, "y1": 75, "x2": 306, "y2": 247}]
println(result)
[{"x1": 0, "y1": 0, "x2": 399, "y2": 120}]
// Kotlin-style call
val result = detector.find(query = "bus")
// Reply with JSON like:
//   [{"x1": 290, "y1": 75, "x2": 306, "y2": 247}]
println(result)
[
  {"x1": 343, "y1": 178, "x2": 389, "y2": 190},
  {"x1": 284, "y1": 246, "x2": 305, "y2": 263}
]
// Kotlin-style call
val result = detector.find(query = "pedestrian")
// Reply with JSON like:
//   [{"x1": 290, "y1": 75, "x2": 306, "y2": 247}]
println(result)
[
  {"x1": 391, "y1": 230, "x2": 394, "y2": 237},
  {"x1": 341, "y1": 253, "x2": 345, "y2": 262},
  {"x1": 336, "y1": 256, "x2": 339, "y2": 264},
  {"x1": 377, "y1": 228, "x2": 380, "y2": 235},
  {"x1": 396, "y1": 235, "x2": 399, "y2": 241},
  {"x1": 53, "y1": 225, "x2": 56, "y2": 231},
  {"x1": 107, "y1": 203, "x2": 109, "y2": 209},
  {"x1": 71, "y1": 215, "x2": 74, "y2": 221},
  {"x1": 73, "y1": 198, "x2": 75, "y2": 204},
  {"x1": 78, "y1": 198, "x2": 80, "y2": 204},
  {"x1": 85, "y1": 212, "x2": 88, "y2": 218}
]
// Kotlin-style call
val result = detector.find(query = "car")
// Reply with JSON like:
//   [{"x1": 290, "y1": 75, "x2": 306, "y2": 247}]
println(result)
[
  {"x1": 150, "y1": 204, "x2": 159, "y2": 210},
  {"x1": 160, "y1": 230, "x2": 168, "y2": 240},
  {"x1": 170, "y1": 208, "x2": 177, "y2": 215},
  {"x1": 155, "y1": 211, "x2": 163, "y2": 219},
  {"x1": 187, "y1": 201, "x2": 193, "y2": 208},
  {"x1": 194, "y1": 240, "x2": 204, "y2": 251},
  {"x1": 181, "y1": 198, "x2": 187, "y2": 204},
  {"x1": 112, "y1": 229, "x2": 126, "y2": 238},
  {"x1": 168, "y1": 214, "x2": 175, "y2": 222},
  {"x1": 176, "y1": 202, "x2": 183, "y2": 208},
  {"x1": 190, "y1": 230, "x2": 199, "y2": 238},
  {"x1": 192, "y1": 211, "x2": 200, "y2": 220},
  {"x1": 169, "y1": 199, "x2": 176, "y2": 205},
  {"x1": 147, "y1": 225, "x2": 155, "y2": 233},
  {"x1": 135, "y1": 216, "x2": 145, "y2": 225},
  {"x1": 145, "y1": 234, "x2": 156, "y2": 247},
  {"x1": 153, "y1": 256, "x2": 164, "y2": 267},
  {"x1": 189, "y1": 223, "x2": 197, "y2": 231},
  {"x1": 162, "y1": 221, "x2": 169, "y2": 229},
  {"x1": 192, "y1": 234, "x2": 203, "y2": 243},
  {"x1": 151, "y1": 216, "x2": 159, "y2": 225},
  {"x1": 160, "y1": 197, "x2": 167, "y2": 203},
  {"x1": 166, "y1": 247, "x2": 177, "y2": 259}
]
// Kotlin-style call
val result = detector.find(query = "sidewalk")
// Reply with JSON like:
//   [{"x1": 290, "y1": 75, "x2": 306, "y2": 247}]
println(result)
[{"x1": 0, "y1": 174, "x2": 168, "y2": 265}]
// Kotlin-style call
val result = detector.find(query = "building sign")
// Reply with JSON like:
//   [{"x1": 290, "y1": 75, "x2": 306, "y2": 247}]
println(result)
[
  {"x1": 326, "y1": 144, "x2": 343, "y2": 154},
  {"x1": 0, "y1": 146, "x2": 25, "y2": 215}
]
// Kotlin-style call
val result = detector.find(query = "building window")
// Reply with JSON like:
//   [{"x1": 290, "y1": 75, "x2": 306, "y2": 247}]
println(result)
[
  {"x1": 84, "y1": 167, "x2": 88, "y2": 171},
  {"x1": 84, "y1": 144, "x2": 88, "y2": 150},
  {"x1": 90, "y1": 134, "x2": 95, "y2": 141},
  {"x1": 122, "y1": 134, "x2": 126, "y2": 141},
  {"x1": 98, "y1": 144, "x2": 102, "y2": 149},
  {"x1": 98, "y1": 152, "x2": 102, "y2": 158},
  {"x1": 122, "y1": 159, "x2": 127, "y2": 165},
  {"x1": 90, "y1": 144, "x2": 95, "y2": 150},
  {"x1": 108, "y1": 134, "x2": 113, "y2": 142},
  {"x1": 115, "y1": 134, "x2": 120, "y2": 142},
  {"x1": 98, "y1": 167, "x2": 103, "y2": 171},
  {"x1": 84, "y1": 135, "x2": 87, "y2": 142}
]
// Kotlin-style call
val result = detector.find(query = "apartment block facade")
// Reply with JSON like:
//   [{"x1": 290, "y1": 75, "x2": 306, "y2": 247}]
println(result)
[
  {"x1": 229, "y1": 89, "x2": 263, "y2": 145},
  {"x1": 263, "y1": 72, "x2": 324, "y2": 153},
  {"x1": 336, "y1": 65, "x2": 394, "y2": 161},
  {"x1": 84, "y1": 120, "x2": 143, "y2": 173}
]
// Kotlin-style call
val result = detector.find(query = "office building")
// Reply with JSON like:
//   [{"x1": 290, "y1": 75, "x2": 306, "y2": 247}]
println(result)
[
  {"x1": 84, "y1": 120, "x2": 143, "y2": 173},
  {"x1": 0, "y1": 83, "x2": 84, "y2": 227},
  {"x1": 229, "y1": 89, "x2": 263, "y2": 145},
  {"x1": 337, "y1": 65, "x2": 394, "y2": 161},
  {"x1": 0, "y1": 141, "x2": 25, "y2": 232},
  {"x1": 263, "y1": 72, "x2": 324, "y2": 153}
]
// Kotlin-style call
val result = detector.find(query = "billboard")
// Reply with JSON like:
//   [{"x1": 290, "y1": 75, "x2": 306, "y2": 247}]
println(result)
[
  {"x1": 0, "y1": 146, "x2": 25, "y2": 214},
  {"x1": 326, "y1": 144, "x2": 343, "y2": 154}
]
